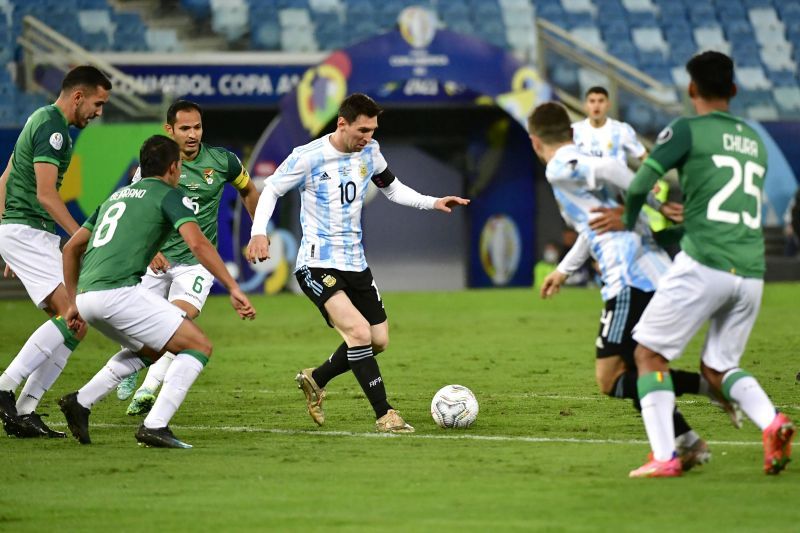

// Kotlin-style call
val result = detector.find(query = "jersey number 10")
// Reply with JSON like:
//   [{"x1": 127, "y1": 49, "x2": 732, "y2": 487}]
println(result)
[{"x1": 338, "y1": 181, "x2": 356, "y2": 204}]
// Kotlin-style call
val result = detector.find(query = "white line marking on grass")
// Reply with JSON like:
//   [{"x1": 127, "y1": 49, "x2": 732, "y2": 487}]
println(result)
[{"x1": 66, "y1": 422, "x2": 762, "y2": 447}]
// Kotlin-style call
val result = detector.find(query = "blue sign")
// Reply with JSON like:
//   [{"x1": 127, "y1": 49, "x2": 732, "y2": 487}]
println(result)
[{"x1": 112, "y1": 64, "x2": 311, "y2": 105}]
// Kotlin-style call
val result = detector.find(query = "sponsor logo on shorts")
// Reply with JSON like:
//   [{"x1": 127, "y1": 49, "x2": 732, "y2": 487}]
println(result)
[{"x1": 322, "y1": 274, "x2": 337, "y2": 288}]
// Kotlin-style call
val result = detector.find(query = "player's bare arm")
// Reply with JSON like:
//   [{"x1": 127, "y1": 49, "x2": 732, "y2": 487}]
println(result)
[
  {"x1": 238, "y1": 179, "x2": 260, "y2": 220},
  {"x1": 62, "y1": 227, "x2": 91, "y2": 330},
  {"x1": 35, "y1": 162, "x2": 80, "y2": 235},
  {"x1": 178, "y1": 221, "x2": 256, "y2": 320}
]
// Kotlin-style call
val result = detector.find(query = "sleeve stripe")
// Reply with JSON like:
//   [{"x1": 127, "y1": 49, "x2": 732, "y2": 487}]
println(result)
[
  {"x1": 32, "y1": 156, "x2": 60, "y2": 166},
  {"x1": 643, "y1": 158, "x2": 666, "y2": 176},
  {"x1": 173, "y1": 216, "x2": 197, "y2": 230}
]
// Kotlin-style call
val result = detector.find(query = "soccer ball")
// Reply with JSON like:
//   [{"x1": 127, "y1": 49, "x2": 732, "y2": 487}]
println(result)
[{"x1": 430, "y1": 384, "x2": 479, "y2": 429}]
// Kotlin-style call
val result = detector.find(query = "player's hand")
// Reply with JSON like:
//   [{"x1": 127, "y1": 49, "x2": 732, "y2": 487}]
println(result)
[
  {"x1": 434, "y1": 196, "x2": 470, "y2": 213},
  {"x1": 660, "y1": 201, "x2": 684, "y2": 223},
  {"x1": 246, "y1": 235, "x2": 270, "y2": 263},
  {"x1": 589, "y1": 206, "x2": 625, "y2": 234},
  {"x1": 229, "y1": 287, "x2": 256, "y2": 320},
  {"x1": 149, "y1": 252, "x2": 170, "y2": 273},
  {"x1": 64, "y1": 304, "x2": 85, "y2": 331},
  {"x1": 540, "y1": 270, "x2": 568, "y2": 299},
  {"x1": 3, "y1": 263, "x2": 14, "y2": 278}
]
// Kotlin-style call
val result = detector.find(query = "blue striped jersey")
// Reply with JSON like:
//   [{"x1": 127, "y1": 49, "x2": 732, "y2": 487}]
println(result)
[
  {"x1": 546, "y1": 144, "x2": 671, "y2": 301},
  {"x1": 572, "y1": 117, "x2": 646, "y2": 163},
  {"x1": 269, "y1": 134, "x2": 388, "y2": 272}
]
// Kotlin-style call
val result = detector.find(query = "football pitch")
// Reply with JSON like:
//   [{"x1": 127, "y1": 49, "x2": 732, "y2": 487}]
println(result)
[{"x1": 1, "y1": 285, "x2": 798, "y2": 531}]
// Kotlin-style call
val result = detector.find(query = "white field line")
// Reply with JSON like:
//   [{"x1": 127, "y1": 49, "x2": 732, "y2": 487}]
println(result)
[
  {"x1": 238, "y1": 390, "x2": 800, "y2": 411},
  {"x1": 50, "y1": 422, "x2": 763, "y2": 447}
]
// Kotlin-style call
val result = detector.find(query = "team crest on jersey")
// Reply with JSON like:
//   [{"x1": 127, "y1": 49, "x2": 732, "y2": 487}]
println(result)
[
  {"x1": 203, "y1": 168, "x2": 215, "y2": 184},
  {"x1": 322, "y1": 274, "x2": 337, "y2": 288},
  {"x1": 49, "y1": 132, "x2": 63, "y2": 150},
  {"x1": 359, "y1": 162, "x2": 368, "y2": 178}
]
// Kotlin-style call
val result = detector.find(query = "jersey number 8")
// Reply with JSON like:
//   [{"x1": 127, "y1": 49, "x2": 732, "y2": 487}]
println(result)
[{"x1": 92, "y1": 202, "x2": 127, "y2": 247}]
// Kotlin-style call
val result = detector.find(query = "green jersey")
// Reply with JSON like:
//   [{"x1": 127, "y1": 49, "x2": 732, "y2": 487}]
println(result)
[
  {"x1": 2, "y1": 105, "x2": 73, "y2": 234},
  {"x1": 632, "y1": 111, "x2": 768, "y2": 278},
  {"x1": 146, "y1": 143, "x2": 248, "y2": 265},
  {"x1": 78, "y1": 178, "x2": 197, "y2": 293}
]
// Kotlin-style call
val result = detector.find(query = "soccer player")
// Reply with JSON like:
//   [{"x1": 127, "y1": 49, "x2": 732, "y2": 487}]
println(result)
[
  {"x1": 530, "y1": 102, "x2": 715, "y2": 470},
  {"x1": 247, "y1": 93, "x2": 468, "y2": 433},
  {"x1": 0, "y1": 66, "x2": 111, "y2": 438},
  {"x1": 625, "y1": 51, "x2": 795, "y2": 478},
  {"x1": 116, "y1": 100, "x2": 259, "y2": 416},
  {"x1": 572, "y1": 86, "x2": 646, "y2": 163},
  {"x1": 58, "y1": 135, "x2": 255, "y2": 448}
]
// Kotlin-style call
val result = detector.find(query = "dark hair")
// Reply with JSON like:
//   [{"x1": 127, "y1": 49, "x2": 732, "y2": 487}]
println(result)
[
  {"x1": 585, "y1": 86, "x2": 609, "y2": 99},
  {"x1": 686, "y1": 51, "x2": 735, "y2": 100},
  {"x1": 528, "y1": 102, "x2": 573, "y2": 144},
  {"x1": 166, "y1": 100, "x2": 203, "y2": 125},
  {"x1": 338, "y1": 93, "x2": 383, "y2": 123},
  {"x1": 61, "y1": 65, "x2": 112, "y2": 93},
  {"x1": 139, "y1": 135, "x2": 180, "y2": 178}
]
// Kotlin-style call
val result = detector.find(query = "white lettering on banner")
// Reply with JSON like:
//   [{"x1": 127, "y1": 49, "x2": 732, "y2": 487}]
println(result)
[
  {"x1": 275, "y1": 74, "x2": 300, "y2": 95},
  {"x1": 403, "y1": 78, "x2": 438, "y2": 95},
  {"x1": 129, "y1": 74, "x2": 216, "y2": 96},
  {"x1": 219, "y1": 74, "x2": 274, "y2": 95}
]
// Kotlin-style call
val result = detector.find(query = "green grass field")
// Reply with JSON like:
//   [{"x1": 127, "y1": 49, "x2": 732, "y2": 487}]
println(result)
[{"x1": 1, "y1": 285, "x2": 798, "y2": 532}]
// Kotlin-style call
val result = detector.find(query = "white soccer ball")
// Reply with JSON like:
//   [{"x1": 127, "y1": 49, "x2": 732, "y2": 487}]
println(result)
[{"x1": 430, "y1": 384, "x2": 479, "y2": 429}]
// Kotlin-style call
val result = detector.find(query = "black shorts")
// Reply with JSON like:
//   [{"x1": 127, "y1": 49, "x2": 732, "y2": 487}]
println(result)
[
  {"x1": 596, "y1": 286, "x2": 653, "y2": 366},
  {"x1": 295, "y1": 266, "x2": 387, "y2": 328}
]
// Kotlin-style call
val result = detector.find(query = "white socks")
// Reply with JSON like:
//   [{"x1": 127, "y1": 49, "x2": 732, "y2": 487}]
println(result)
[
  {"x1": 15, "y1": 343, "x2": 74, "y2": 415},
  {"x1": 139, "y1": 351, "x2": 176, "y2": 393},
  {"x1": 143, "y1": 352, "x2": 205, "y2": 429},
  {"x1": 0, "y1": 319, "x2": 67, "y2": 392},
  {"x1": 640, "y1": 389, "x2": 677, "y2": 461},
  {"x1": 77, "y1": 350, "x2": 147, "y2": 409},
  {"x1": 723, "y1": 369, "x2": 776, "y2": 430}
]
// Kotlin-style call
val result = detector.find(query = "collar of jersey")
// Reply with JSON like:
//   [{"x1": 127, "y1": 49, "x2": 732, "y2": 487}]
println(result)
[{"x1": 50, "y1": 104, "x2": 68, "y2": 127}]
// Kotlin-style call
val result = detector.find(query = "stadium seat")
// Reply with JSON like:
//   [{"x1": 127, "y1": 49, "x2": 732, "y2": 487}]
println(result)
[
  {"x1": 622, "y1": 0, "x2": 657, "y2": 13},
  {"x1": 760, "y1": 43, "x2": 796, "y2": 73},
  {"x1": 181, "y1": 0, "x2": 212, "y2": 20},
  {"x1": 562, "y1": 0, "x2": 596, "y2": 15},
  {"x1": 774, "y1": 86, "x2": 800, "y2": 111},
  {"x1": 571, "y1": 26, "x2": 605, "y2": 51},
  {"x1": 693, "y1": 26, "x2": 730, "y2": 55},
  {"x1": 671, "y1": 65, "x2": 690, "y2": 87},
  {"x1": 768, "y1": 70, "x2": 799, "y2": 87},
  {"x1": 736, "y1": 65, "x2": 772, "y2": 90},
  {"x1": 211, "y1": 0, "x2": 249, "y2": 41},
  {"x1": 145, "y1": 28, "x2": 184, "y2": 52},
  {"x1": 632, "y1": 27, "x2": 668, "y2": 54},
  {"x1": 251, "y1": 20, "x2": 282, "y2": 49}
]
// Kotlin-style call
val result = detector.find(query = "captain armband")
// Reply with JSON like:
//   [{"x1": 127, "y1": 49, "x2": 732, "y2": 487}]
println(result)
[{"x1": 231, "y1": 167, "x2": 251, "y2": 191}]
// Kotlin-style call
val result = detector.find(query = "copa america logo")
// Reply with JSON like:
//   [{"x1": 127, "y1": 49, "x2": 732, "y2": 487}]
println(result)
[{"x1": 398, "y1": 6, "x2": 438, "y2": 49}]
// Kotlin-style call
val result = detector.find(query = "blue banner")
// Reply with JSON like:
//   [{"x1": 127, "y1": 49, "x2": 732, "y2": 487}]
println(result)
[{"x1": 111, "y1": 64, "x2": 311, "y2": 105}]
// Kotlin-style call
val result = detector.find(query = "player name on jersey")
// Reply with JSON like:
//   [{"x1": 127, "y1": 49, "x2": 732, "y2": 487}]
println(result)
[
  {"x1": 109, "y1": 188, "x2": 147, "y2": 200},
  {"x1": 722, "y1": 133, "x2": 758, "y2": 157}
]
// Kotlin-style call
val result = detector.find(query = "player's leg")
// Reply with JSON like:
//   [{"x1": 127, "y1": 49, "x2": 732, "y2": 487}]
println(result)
[
  {"x1": 127, "y1": 267, "x2": 208, "y2": 415},
  {"x1": 629, "y1": 253, "x2": 726, "y2": 477},
  {"x1": 136, "y1": 316, "x2": 212, "y2": 448},
  {"x1": 131, "y1": 265, "x2": 210, "y2": 408},
  {"x1": 0, "y1": 227, "x2": 86, "y2": 436},
  {"x1": 597, "y1": 287, "x2": 709, "y2": 470},
  {"x1": 116, "y1": 267, "x2": 172, "y2": 401},
  {"x1": 700, "y1": 276, "x2": 795, "y2": 474}
]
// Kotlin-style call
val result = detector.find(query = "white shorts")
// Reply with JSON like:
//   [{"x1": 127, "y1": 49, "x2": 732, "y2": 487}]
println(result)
[
  {"x1": 633, "y1": 252, "x2": 763, "y2": 372},
  {"x1": 0, "y1": 224, "x2": 63, "y2": 308},
  {"x1": 140, "y1": 263, "x2": 214, "y2": 313},
  {"x1": 77, "y1": 285, "x2": 186, "y2": 353}
]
